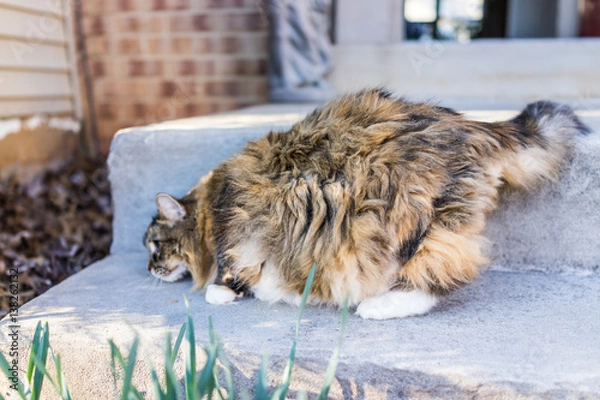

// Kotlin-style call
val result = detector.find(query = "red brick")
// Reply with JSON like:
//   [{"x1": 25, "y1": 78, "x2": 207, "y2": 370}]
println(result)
[
  {"x1": 216, "y1": 58, "x2": 266, "y2": 76},
  {"x1": 81, "y1": 0, "x2": 103, "y2": 15},
  {"x1": 168, "y1": 0, "x2": 190, "y2": 9},
  {"x1": 170, "y1": 15, "x2": 192, "y2": 31},
  {"x1": 161, "y1": 80, "x2": 178, "y2": 97},
  {"x1": 179, "y1": 60, "x2": 195, "y2": 75},
  {"x1": 200, "y1": 60, "x2": 216, "y2": 75},
  {"x1": 257, "y1": 58, "x2": 267, "y2": 74},
  {"x1": 128, "y1": 60, "x2": 144, "y2": 76},
  {"x1": 233, "y1": 58, "x2": 266, "y2": 75},
  {"x1": 221, "y1": 36, "x2": 240, "y2": 53},
  {"x1": 86, "y1": 37, "x2": 109, "y2": 55},
  {"x1": 224, "y1": 12, "x2": 265, "y2": 31},
  {"x1": 147, "y1": 37, "x2": 166, "y2": 54},
  {"x1": 207, "y1": 0, "x2": 245, "y2": 8},
  {"x1": 128, "y1": 60, "x2": 163, "y2": 76},
  {"x1": 144, "y1": 16, "x2": 163, "y2": 32},
  {"x1": 118, "y1": 38, "x2": 141, "y2": 54},
  {"x1": 160, "y1": 79, "x2": 198, "y2": 98},
  {"x1": 124, "y1": 80, "x2": 157, "y2": 97},
  {"x1": 172, "y1": 37, "x2": 193, "y2": 53},
  {"x1": 193, "y1": 14, "x2": 212, "y2": 31},
  {"x1": 241, "y1": 33, "x2": 269, "y2": 53},
  {"x1": 112, "y1": 81, "x2": 132, "y2": 97},
  {"x1": 86, "y1": 16, "x2": 105, "y2": 36},
  {"x1": 174, "y1": 103, "x2": 196, "y2": 118},
  {"x1": 100, "y1": 81, "x2": 117, "y2": 98},
  {"x1": 174, "y1": 102, "x2": 211, "y2": 117},
  {"x1": 91, "y1": 60, "x2": 105, "y2": 77},
  {"x1": 99, "y1": 134, "x2": 113, "y2": 155},
  {"x1": 206, "y1": 80, "x2": 243, "y2": 96},
  {"x1": 97, "y1": 103, "x2": 117, "y2": 119},
  {"x1": 244, "y1": 79, "x2": 269, "y2": 98},
  {"x1": 119, "y1": 0, "x2": 137, "y2": 11},
  {"x1": 153, "y1": 0, "x2": 167, "y2": 10},
  {"x1": 119, "y1": 16, "x2": 163, "y2": 33},
  {"x1": 197, "y1": 37, "x2": 220, "y2": 52},
  {"x1": 118, "y1": 17, "x2": 139, "y2": 32}
]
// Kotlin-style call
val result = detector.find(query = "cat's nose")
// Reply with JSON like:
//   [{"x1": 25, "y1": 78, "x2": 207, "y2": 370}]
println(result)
[{"x1": 146, "y1": 262, "x2": 152, "y2": 271}]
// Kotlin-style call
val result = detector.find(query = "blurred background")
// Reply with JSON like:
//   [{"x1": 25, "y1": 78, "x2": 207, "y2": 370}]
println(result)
[
  {"x1": 0, "y1": 0, "x2": 598, "y2": 162},
  {"x1": 0, "y1": 0, "x2": 598, "y2": 313}
]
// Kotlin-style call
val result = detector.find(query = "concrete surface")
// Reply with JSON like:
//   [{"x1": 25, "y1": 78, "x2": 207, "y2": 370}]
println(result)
[
  {"x1": 329, "y1": 40, "x2": 600, "y2": 107},
  {"x1": 1, "y1": 104, "x2": 600, "y2": 399},
  {"x1": 2, "y1": 254, "x2": 600, "y2": 399}
]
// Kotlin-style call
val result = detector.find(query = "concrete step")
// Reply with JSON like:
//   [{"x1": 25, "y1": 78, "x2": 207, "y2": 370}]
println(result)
[
  {"x1": 2, "y1": 253, "x2": 599, "y2": 399},
  {"x1": 2, "y1": 104, "x2": 600, "y2": 399}
]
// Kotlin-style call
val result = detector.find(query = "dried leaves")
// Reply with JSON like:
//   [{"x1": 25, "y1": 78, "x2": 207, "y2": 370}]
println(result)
[{"x1": 0, "y1": 157, "x2": 112, "y2": 316}]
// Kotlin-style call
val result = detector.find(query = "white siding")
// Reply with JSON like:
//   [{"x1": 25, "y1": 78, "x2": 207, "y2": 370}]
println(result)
[{"x1": 0, "y1": 0, "x2": 79, "y2": 119}]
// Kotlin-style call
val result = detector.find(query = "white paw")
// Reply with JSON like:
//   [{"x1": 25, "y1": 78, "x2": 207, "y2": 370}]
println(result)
[
  {"x1": 205, "y1": 284, "x2": 237, "y2": 305},
  {"x1": 356, "y1": 290, "x2": 438, "y2": 320}
]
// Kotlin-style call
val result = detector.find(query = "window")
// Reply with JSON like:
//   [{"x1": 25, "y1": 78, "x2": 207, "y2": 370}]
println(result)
[{"x1": 404, "y1": 0, "x2": 485, "y2": 41}]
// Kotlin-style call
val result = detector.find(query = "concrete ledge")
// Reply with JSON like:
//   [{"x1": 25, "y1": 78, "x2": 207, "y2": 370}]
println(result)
[
  {"x1": 1, "y1": 254, "x2": 599, "y2": 398},
  {"x1": 329, "y1": 40, "x2": 600, "y2": 107}
]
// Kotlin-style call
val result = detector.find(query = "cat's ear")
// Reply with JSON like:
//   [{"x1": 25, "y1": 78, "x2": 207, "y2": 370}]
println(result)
[{"x1": 156, "y1": 193, "x2": 186, "y2": 221}]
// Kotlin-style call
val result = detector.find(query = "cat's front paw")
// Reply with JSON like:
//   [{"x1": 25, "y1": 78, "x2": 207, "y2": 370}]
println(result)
[
  {"x1": 356, "y1": 290, "x2": 438, "y2": 319},
  {"x1": 205, "y1": 284, "x2": 237, "y2": 305}
]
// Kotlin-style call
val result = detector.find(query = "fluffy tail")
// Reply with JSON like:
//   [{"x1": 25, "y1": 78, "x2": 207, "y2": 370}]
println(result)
[{"x1": 499, "y1": 101, "x2": 590, "y2": 189}]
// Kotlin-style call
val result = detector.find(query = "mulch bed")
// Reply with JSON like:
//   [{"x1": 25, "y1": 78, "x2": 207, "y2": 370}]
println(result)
[{"x1": 0, "y1": 157, "x2": 112, "y2": 317}]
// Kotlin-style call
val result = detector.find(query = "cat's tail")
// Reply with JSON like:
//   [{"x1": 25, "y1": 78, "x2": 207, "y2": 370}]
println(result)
[{"x1": 498, "y1": 101, "x2": 590, "y2": 189}]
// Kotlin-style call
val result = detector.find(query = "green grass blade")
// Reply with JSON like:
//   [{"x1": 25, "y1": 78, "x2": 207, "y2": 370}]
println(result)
[
  {"x1": 148, "y1": 364, "x2": 167, "y2": 400},
  {"x1": 109, "y1": 340, "x2": 126, "y2": 388},
  {"x1": 296, "y1": 390, "x2": 308, "y2": 400},
  {"x1": 109, "y1": 338, "x2": 143, "y2": 400},
  {"x1": 147, "y1": 354, "x2": 171, "y2": 400},
  {"x1": 121, "y1": 337, "x2": 140, "y2": 400},
  {"x1": 196, "y1": 351, "x2": 217, "y2": 398},
  {"x1": 196, "y1": 345, "x2": 218, "y2": 397},
  {"x1": 183, "y1": 296, "x2": 199, "y2": 400},
  {"x1": 29, "y1": 322, "x2": 50, "y2": 400},
  {"x1": 253, "y1": 354, "x2": 269, "y2": 400},
  {"x1": 216, "y1": 348, "x2": 235, "y2": 400},
  {"x1": 0, "y1": 351, "x2": 27, "y2": 399},
  {"x1": 275, "y1": 263, "x2": 317, "y2": 400},
  {"x1": 207, "y1": 317, "x2": 224, "y2": 399},
  {"x1": 52, "y1": 352, "x2": 73, "y2": 400},
  {"x1": 317, "y1": 296, "x2": 349, "y2": 400},
  {"x1": 170, "y1": 323, "x2": 187, "y2": 367},
  {"x1": 26, "y1": 321, "x2": 42, "y2": 383},
  {"x1": 162, "y1": 331, "x2": 182, "y2": 400}
]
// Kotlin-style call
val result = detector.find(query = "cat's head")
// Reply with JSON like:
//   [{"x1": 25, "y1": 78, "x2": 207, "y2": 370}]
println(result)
[{"x1": 144, "y1": 193, "x2": 193, "y2": 282}]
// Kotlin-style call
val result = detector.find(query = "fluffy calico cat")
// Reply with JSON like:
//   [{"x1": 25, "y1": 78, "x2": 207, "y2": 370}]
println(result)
[{"x1": 144, "y1": 89, "x2": 589, "y2": 319}]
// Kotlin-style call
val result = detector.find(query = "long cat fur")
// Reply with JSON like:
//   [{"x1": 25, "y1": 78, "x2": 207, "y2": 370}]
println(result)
[{"x1": 144, "y1": 89, "x2": 589, "y2": 318}]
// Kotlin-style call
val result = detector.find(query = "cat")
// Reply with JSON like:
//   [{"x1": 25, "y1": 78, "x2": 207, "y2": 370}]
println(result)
[{"x1": 144, "y1": 88, "x2": 589, "y2": 319}]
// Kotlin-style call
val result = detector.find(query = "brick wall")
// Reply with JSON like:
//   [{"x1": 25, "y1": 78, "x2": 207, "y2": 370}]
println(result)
[{"x1": 81, "y1": 0, "x2": 269, "y2": 153}]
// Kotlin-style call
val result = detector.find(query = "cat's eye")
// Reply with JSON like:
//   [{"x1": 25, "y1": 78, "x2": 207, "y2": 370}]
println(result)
[{"x1": 151, "y1": 240, "x2": 160, "y2": 262}]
